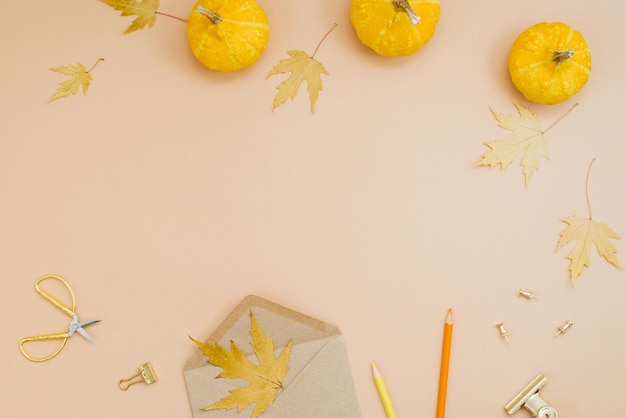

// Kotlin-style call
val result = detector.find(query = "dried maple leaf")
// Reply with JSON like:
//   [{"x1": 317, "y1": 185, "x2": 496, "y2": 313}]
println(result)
[
  {"x1": 266, "y1": 24, "x2": 336, "y2": 113},
  {"x1": 190, "y1": 311, "x2": 292, "y2": 418},
  {"x1": 478, "y1": 103, "x2": 577, "y2": 186},
  {"x1": 48, "y1": 58, "x2": 104, "y2": 102},
  {"x1": 101, "y1": 0, "x2": 159, "y2": 33},
  {"x1": 557, "y1": 159, "x2": 622, "y2": 285},
  {"x1": 557, "y1": 216, "x2": 621, "y2": 284}
]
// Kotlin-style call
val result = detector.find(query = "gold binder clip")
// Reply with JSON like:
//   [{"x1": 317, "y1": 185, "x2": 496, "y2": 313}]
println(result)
[
  {"x1": 119, "y1": 362, "x2": 158, "y2": 390},
  {"x1": 505, "y1": 374, "x2": 558, "y2": 417}
]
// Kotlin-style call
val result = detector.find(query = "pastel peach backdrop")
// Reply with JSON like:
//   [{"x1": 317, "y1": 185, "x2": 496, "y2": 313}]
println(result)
[{"x1": 1, "y1": 0, "x2": 625, "y2": 417}]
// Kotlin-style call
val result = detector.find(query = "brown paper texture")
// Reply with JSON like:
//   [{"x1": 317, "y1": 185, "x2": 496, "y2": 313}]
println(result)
[{"x1": 184, "y1": 295, "x2": 361, "y2": 418}]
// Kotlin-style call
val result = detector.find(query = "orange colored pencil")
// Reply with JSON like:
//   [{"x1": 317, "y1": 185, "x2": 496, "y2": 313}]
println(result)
[{"x1": 436, "y1": 308, "x2": 453, "y2": 418}]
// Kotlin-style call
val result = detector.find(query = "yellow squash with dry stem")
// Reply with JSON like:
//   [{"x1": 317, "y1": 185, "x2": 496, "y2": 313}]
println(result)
[
  {"x1": 187, "y1": 0, "x2": 269, "y2": 72},
  {"x1": 350, "y1": 0, "x2": 440, "y2": 57},
  {"x1": 509, "y1": 22, "x2": 592, "y2": 104}
]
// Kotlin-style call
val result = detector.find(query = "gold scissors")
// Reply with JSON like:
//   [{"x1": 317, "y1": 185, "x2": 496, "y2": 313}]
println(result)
[{"x1": 19, "y1": 274, "x2": 101, "y2": 362}]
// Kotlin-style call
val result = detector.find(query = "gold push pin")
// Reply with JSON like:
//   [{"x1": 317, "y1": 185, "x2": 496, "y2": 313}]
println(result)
[
  {"x1": 119, "y1": 362, "x2": 158, "y2": 390},
  {"x1": 555, "y1": 321, "x2": 573, "y2": 337},
  {"x1": 518, "y1": 289, "x2": 541, "y2": 300},
  {"x1": 496, "y1": 322, "x2": 510, "y2": 343}
]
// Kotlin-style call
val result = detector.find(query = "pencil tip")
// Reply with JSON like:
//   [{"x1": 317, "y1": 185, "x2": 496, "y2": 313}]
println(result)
[{"x1": 371, "y1": 363, "x2": 381, "y2": 377}]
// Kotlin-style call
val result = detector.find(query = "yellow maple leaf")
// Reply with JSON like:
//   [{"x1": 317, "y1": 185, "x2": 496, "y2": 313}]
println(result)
[
  {"x1": 190, "y1": 311, "x2": 292, "y2": 418},
  {"x1": 266, "y1": 24, "x2": 336, "y2": 113},
  {"x1": 557, "y1": 216, "x2": 622, "y2": 284},
  {"x1": 266, "y1": 50, "x2": 328, "y2": 113},
  {"x1": 101, "y1": 0, "x2": 159, "y2": 33},
  {"x1": 48, "y1": 58, "x2": 104, "y2": 102},
  {"x1": 478, "y1": 103, "x2": 577, "y2": 186},
  {"x1": 556, "y1": 159, "x2": 622, "y2": 285},
  {"x1": 478, "y1": 104, "x2": 548, "y2": 185}
]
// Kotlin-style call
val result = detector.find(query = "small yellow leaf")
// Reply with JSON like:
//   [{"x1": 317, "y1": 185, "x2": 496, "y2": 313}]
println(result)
[
  {"x1": 266, "y1": 50, "x2": 328, "y2": 113},
  {"x1": 266, "y1": 24, "x2": 336, "y2": 113},
  {"x1": 48, "y1": 59, "x2": 104, "y2": 102},
  {"x1": 478, "y1": 103, "x2": 549, "y2": 185},
  {"x1": 190, "y1": 311, "x2": 292, "y2": 418},
  {"x1": 101, "y1": 0, "x2": 159, "y2": 33},
  {"x1": 557, "y1": 215, "x2": 622, "y2": 284}
]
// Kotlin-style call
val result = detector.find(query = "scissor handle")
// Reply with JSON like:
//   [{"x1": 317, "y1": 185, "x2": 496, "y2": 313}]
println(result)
[
  {"x1": 19, "y1": 274, "x2": 77, "y2": 362},
  {"x1": 35, "y1": 274, "x2": 76, "y2": 317},
  {"x1": 19, "y1": 333, "x2": 69, "y2": 362}
]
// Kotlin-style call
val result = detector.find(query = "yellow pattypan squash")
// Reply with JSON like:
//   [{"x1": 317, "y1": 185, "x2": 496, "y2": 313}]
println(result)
[
  {"x1": 187, "y1": 0, "x2": 269, "y2": 72},
  {"x1": 509, "y1": 22, "x2": 592, "y2": 105},
  {"x1": 350, "y1": 0, "x2": 440, "y2": 57}
]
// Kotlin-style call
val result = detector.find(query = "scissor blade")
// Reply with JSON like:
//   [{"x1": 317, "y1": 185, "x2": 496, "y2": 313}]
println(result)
[
  {"x1": 69, "y1": 316, "x2": 101, "y2": 342},
  {"x1": 75, "y1": 326, "x2": 96, "y2": 343},
  {"x1": 79, "y1": 319, "x2": 102, "y2": 328}
]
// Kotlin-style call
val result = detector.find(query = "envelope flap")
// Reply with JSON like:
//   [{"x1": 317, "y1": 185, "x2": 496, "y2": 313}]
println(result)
[
  {"x1": 273, "y1": 335, "x2": 361, "y2": 417},
  {"x1": 183, "y1": 295, "x2": 361, "y2": 417}
]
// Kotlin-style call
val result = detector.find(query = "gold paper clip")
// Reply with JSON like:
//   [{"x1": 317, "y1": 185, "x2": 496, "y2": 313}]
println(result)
[{"x1": 119, "y1": 362, "x2": 158, "y2": 390}]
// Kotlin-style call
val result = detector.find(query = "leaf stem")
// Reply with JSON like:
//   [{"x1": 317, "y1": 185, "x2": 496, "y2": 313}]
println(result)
[
  {"x1": 393, "y1": 0, "x2": 420, "y2": 25},
  {"x1": 585, "y1": 158, "x2": 596, "y2": 219},
  {"x1": 311, "y1": 23, "x2": 338, "y2": 59},
  {"x1": 156, "y1": 11, "x2": 187, "y2": 23},
  {"x1": 543, "y1": 102, "x2": 579, "y2": 134},
  {"x1": 87, "y1": 58, "x2": 105, "y2": 73}
]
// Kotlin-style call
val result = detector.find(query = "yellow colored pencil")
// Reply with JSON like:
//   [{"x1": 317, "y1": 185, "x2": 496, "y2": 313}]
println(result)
[
  {"x1": 436, "y1": 308, "x2": 453, "y2": 418},
  {"x1": 372, "y1": 363, "x2": 397, "y2": 418}
]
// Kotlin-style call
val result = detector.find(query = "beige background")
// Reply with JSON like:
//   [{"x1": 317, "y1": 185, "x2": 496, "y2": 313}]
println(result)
[{"x1": 2, "y1": 0, "x2": 625, "y2": 417}]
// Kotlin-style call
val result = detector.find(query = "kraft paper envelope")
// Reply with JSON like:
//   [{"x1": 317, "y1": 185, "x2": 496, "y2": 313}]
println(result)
[{"x1": 183, "y1": 295, "x2": 361, "y2": 418}]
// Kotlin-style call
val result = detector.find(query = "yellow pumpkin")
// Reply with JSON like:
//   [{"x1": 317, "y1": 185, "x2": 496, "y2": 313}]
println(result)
[
  {"x1": 508, "y1": 22, "x2": 592, "y2": 105},
  {"x1": 350, "y1": 0, "x2": 440, "y2": 57},
  {"x1": 187, "y1": 0, "x2": 269, "y2": 72}
]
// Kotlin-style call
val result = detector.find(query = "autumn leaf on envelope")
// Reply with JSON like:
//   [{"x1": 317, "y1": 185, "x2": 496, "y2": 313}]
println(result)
[
  {"x1": 266, "y1": 24, "x2": 336, "y2": 113},
  {"x1": 190, "y1": 311, "x2": 292, "y2": 418},
  {"x1": 556, "y1": 159, "x2": 622, "y2": 285},
  {"x1": 478, "y1": 103, "x2": 577, "y2": 185},
  {"x1": 101, "y1": 0, "x2": 159, "y2": 33},
  {"x1": 48, "y1": 58, "x2": 104, "y2": 102}
]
